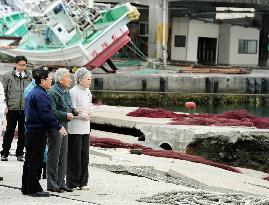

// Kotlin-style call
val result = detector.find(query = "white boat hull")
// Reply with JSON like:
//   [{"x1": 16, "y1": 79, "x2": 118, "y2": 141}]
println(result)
[{"x1": 0, "y1": 12, "x2": 132, "y2": 68}]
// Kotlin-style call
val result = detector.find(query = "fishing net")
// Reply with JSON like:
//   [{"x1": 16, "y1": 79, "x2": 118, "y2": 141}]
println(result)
[
  {"x1": 90, "y1": 137, "x2": 241, "y2": 174},
  {"x1": 127, "y1": 108, "x2": 269, "y2": 129},
  {"x1": 127, "y1": 107, "x2": 184, "y2": 118}
]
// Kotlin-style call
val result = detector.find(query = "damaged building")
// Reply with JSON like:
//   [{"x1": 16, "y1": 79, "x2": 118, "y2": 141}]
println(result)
[{"x1": 95, "y1": 0, "x2": 269, "y2": 67}]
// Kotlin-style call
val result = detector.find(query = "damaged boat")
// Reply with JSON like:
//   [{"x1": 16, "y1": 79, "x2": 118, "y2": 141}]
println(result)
[{"x1": 0, "y1": 0, "x2": 139, "y2": 68}]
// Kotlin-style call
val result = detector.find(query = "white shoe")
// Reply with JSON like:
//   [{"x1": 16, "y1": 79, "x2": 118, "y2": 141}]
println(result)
[{"x1": 80, "y1": 186, "x2": 90, "y2": 190}]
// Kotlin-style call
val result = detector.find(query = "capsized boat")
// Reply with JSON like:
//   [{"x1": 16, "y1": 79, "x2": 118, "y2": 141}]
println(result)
[{"x1": 0, "y1": 0, "x2": 139, "y2": 68}]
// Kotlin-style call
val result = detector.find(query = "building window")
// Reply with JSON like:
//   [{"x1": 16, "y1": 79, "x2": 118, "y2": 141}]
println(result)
[
  {"x1": 175, "y1": 35, "x2": 186, "y2": 47},
  {"x1": 139, "y1": 22, "x2": 148, "y2": 37},
  {"x1": 238, "y1": 39, "x2": 257, "y2": 54}
]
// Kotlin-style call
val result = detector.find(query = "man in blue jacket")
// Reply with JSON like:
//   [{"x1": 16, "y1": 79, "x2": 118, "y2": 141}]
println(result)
[
  {"x1": 24, "y1": 67, "x2": 48, "y2": 179},
  {"x1": 21, "y1": 69, "x2": 66, "y2": 197}
]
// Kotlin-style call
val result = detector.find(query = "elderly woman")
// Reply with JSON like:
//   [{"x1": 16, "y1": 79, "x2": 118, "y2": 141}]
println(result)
[
  {"x1": 67, "y1": 67, "x2": 92, "y2": 190},
  {"x1": 47, "y1": 68, "x2": 74, "y2": 193}
]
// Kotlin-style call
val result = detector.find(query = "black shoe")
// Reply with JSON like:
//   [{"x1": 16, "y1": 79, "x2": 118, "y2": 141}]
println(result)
[
  {"x1": 17, "y1": 155, "x2": 24, "y2": 162},
  {"x1": 47, "y1": 188, "x2": 64, "y2": 193},
  {"x1": 29, "y1": 191, "x2": 50, "y2": 197},
  {"x1": 1, "y1": 155, "x2": 8, "y2": 161},
  {"x1": 60, "y1": 187, "x2": 73, "y2": 192}
]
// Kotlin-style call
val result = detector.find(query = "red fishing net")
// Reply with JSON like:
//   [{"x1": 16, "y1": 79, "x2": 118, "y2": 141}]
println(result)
[
  {"x1": 127, "y1": 107, "x2": 182, "y2": 118},
  {"x1": 90, "y1": 137, "x2": 241, "y2": 173},
  {"x1": 90, "y1": 137, "x2": 151, "y2": 150},
  {"x1": 127, "y1": 108, "x2": 269, "y2": 129}
]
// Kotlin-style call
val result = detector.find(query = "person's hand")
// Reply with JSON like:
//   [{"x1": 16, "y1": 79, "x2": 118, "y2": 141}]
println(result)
[
  {"x1": 76, "y1": 108, "x2": 82, "y2": 113},
  {"x1": 67, "y1": 113, "x2": 74, "y2": 121},
  {"x1": 80, "y1": 112, "x2": 90, "y2": 120},
  {"x1": 59, "y1": 126, "x2": 67, "y2": 137}
]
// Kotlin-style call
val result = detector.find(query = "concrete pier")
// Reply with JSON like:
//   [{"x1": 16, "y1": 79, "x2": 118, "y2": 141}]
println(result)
[
  {"x1": 92, "y1": 105, "x2": 269, "y2": 172},
  {"x1": 92, "y1": 67, "x2": 269, "y2": 94},
  {"x1": 92, "y1": 105, "x2": 269, "y2": 151}
]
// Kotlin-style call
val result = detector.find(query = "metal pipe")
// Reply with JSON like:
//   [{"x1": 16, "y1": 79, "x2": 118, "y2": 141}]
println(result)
[
  {"x1": 93, "y1": 3, "x2": 110, "y2": 8},
  {"x1": 88, "y1": 0, "x2": 93, "y2": 8},
  {"x1": 162, "y1": 0, "x2": 167, "y2": 69}
]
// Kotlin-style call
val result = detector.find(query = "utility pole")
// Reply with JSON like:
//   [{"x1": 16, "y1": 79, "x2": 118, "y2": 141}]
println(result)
[{"x1": 162, "y1": 0, "x2": 167, "y2": 69}]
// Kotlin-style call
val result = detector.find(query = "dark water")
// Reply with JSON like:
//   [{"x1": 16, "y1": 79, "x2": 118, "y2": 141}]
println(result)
[
  {"x1": 164, "y1": 104, "x2": 269, "y2": 117},
  {"x1": 93, "y1": 91, "x2": 269, "y2": 117}
]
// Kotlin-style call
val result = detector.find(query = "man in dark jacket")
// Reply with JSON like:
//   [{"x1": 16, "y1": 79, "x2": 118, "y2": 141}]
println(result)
[
  {"x1": 21, "y1": 69, "x2": 67, "y2": 197},
  {"x1": 1, "y1": 56, "x2": 32, "y2": 161}
]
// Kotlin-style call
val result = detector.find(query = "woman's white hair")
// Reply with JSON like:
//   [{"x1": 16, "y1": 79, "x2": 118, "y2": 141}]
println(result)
[
  {"x1": 74, "y1": 67, "x2": 92, "y2": 84},
  {"x1": 54, "y1": 68, "x2": 70, "y2": 82}
]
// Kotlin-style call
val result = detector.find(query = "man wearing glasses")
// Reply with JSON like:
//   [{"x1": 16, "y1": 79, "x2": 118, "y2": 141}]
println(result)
[{"x1": 1, "y1": 56, "x2": 32, "y2": 162}]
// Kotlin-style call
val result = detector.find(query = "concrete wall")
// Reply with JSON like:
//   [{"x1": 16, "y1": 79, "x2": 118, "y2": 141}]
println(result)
[
  {"x1": 229, "y1": 26, "x2": 260, "y2": 66},
  {"x1": 92, "y1": 73, "x2": 269, "y2": 94},
  {"x1": 186, "y1": 19, "x2": 219, "y2": 63},
  {"x1": 171, "y1": 17, "x2": 188, "y2": 61},
  {"x1": 218, "y1": 24, "x2": 231, "y2": 65},
  {"x1": 93, "y1": 74, "x2": 206, "y2": 93}
]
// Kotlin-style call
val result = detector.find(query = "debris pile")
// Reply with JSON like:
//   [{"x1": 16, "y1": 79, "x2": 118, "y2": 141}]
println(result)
[
  {"x1": 180, "y1": 65, "x2": 251, "y2": 74},
  {"x1": 137, "y1": 190, "x2": 269, "y2": 205}
]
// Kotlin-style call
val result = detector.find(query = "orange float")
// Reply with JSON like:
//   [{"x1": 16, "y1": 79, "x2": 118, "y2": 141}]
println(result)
[{"x1": 185, "y1": 102, "x2": 196, "y2": 109}]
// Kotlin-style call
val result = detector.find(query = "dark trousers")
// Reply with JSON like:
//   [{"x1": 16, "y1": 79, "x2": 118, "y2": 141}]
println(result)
[
  {"x1": 67, "y1": 134, "x2": 89, "y2": 188},
  {"x1": 21, "y1": 131, "x2": 47, "y2": 194},
  {"x1": 47, "y1": 129, "x2": 68, "y2": 190},
  {"x1": 1, "y1": 110, "x2": 25, "y2": 157}
]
